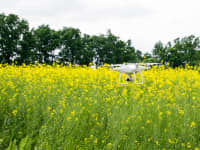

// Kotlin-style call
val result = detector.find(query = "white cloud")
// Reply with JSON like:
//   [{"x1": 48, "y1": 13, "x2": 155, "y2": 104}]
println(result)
[{"x1": 1, "y1": 0, "x2": 200, "y2": 53}]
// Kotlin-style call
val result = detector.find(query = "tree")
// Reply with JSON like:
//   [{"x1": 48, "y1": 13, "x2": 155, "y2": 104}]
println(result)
[
  {"x1": 0, "y1": 13, "x2": 140, "y2": 65},
  {"x1": 89, "y1": 34, "x2": 106, "y2": 65},
  {"x1": 144, "y1": 52, "x2": 152, "y2": 59},
  {"x1": 143, "y1": 52, "x2": 158, "y2": 63},
  {"x1": 79, "y1": 34, "x2": 95, "y2": 65},
  {"x1": 15, "y1": 29, "x2": 36, "y2": 65},
  {"x1": 90, "y1": 30, "x2": 137, "y2": 65},
  {"x1": 153, "y1": 35, "x2": 200, "y2": 67},
  {"x1": 181, "y1": 35, "x2": 200, "y2": 66},
  {"x1": 122, "y1": 39, "x2": 136, "y2": 63},
  {"x1": 135, "y1": 50, "x2": 143, "y2": 62},
  {"x1": 103, "y1": 30, "x2": 120, "y2": 64},
  {"x1": 167, "y1": 39, "x2": 184, "y2": 67},
  {"x1": 152, "y1": 41, "x2": 168, "y2": 64},
  {"x1": 34, "y1": 25, "x2": 59, "y2": 64},
  {"x1": 59, "y1": 27, "x2": 82, "y2": 64},
  {"x1": 0, "y1": 13, "x2": 30, "y2": 64}
]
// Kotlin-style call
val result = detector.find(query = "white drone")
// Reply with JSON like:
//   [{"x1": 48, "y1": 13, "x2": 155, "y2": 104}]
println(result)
[{"x1": 111, "y1": 63, "x2": 160, "y2": 85}]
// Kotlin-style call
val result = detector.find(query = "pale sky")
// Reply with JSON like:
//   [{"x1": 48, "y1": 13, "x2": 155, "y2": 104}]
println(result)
[{"x1": 1, "y1": 0, "x2": 200, "y2": 53}]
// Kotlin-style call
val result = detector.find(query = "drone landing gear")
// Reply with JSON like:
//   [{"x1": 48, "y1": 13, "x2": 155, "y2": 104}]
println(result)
[
  {"x1": 119, "y1": 71, "x2": 143, "y2": 85},
  {"x1": 134, "y1": 71, "x2": 143, "y2": 84},
  {"x1": 119, "y1": 73, "x2": 129, "y2": 85}
]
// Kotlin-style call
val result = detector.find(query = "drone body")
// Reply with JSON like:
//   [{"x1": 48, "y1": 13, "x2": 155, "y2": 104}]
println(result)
[
  {"x1": 111, "y1": 63, "x2": 159, "y2": 85},
  {"x1": 112, "y1": 63, "x2": 149, "y2": 74}
]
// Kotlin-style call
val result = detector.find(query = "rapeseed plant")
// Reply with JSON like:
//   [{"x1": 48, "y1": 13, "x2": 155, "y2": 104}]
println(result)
[{"x1": 0, "y1": 64, "x2": 200, "y2": 149}]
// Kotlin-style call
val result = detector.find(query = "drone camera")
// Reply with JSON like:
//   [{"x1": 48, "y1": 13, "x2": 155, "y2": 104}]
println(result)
[{"x1": 126, "y1": 77, "x2": 133, "y2": 82}]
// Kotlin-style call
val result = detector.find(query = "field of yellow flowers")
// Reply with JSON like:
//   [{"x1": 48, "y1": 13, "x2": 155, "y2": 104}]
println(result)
[{"x1": 0, "y1": 64, "x2": 200, "y2": 150}]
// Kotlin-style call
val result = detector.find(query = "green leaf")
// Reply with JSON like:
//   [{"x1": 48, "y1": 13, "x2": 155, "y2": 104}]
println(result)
[
  {"x1": 19, "y1": 136, "x2": 29, "y2": 150},
  {"x1": 6, "y1": 139, "x2": 17, "y2": 150}
]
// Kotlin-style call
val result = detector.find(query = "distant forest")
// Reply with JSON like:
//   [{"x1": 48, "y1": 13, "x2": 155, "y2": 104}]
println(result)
[{"x1": 0, "y1": 13, "x2": 200, "y2": 67}]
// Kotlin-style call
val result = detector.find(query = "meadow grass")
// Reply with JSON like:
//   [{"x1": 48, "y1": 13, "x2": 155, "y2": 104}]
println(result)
[{"x1": 0, "y1": 64, "x2": 200, "y2": 150}]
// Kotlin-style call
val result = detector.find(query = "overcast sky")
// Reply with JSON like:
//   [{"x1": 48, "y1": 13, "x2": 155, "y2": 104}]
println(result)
[{"x1": 1, "y1": 0, "x2": 200, "y2": 53}]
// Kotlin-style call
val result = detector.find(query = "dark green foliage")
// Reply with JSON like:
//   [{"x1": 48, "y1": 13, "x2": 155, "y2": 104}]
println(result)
[
  {"x1": 58, "y1": 27, "x2": 83, "y2": 64},
  {"x1": 153, "y1": 35, "x2": 200, "y2": 67},
  {"x1": 15, "y1": 29, "x2": 36, "y2": 65},
  {"x1": 135, "y1": 50, "x2": 143, "y2": 62},
  {"x1": 0, "y1": 13, "x2": 138, "y2": 65},
  {"x1": 33, "y1": 25, "x2": 60, "y2": 64},
  {"x1": 89, "y1": 30, "x2": 137, "y2": 65},
  {"x1": 1, "y1": 13, "x2": 200, "y2": 66},
  {"x1": 79, "y1": 34, "x2": 96, "y2": 65},
  {"x1": 0, "y1": 13, "x2": 31, "y2": 64}
]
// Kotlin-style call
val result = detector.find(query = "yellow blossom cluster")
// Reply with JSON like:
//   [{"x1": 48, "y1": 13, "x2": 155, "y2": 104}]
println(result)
[{"x1": 0, "y1": 64, "x2": 200, "y2": 149}]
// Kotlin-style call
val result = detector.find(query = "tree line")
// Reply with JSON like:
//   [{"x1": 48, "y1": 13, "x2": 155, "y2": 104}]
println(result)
[
  {"x1": 0, "y1": 13, "x2": 143, "y2": 65},
  {"x1": 1, "y1": 13, "x2": 200, "y2": 66},
  {"x1": 152, "y1": 36, "x2": 200, "y2": 67}
]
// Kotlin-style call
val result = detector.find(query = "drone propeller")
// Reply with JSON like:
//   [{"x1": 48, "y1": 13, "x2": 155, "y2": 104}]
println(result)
[{"x1": 139, "y1": 63, "x2": 161, "y2": 67}]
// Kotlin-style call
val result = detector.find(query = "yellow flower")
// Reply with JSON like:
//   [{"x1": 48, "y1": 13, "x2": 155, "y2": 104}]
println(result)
[
  {"x1": 107, "y1": 142, "x2": 112, "y2": 147},
  {"x1": 59, "y1": 109, "x2": 63, "y2": 114},
  {"x1": 50, "y1": 112, "x2": 55, "y2": 117},
  {"x1": 94, "y1": 138, "x2": 98, "y2": 144},
  {"x1": 187, "y1": 144, "x2": 191, "y2": 148},
  {"x1": 148, "y1": 137, "x2": 152, "y2": 142},
  {"x1": 12, "y1": 109, "x2": 18, "y2": 116},
  {"x1": 181, "y1": 143, "x2": 185, "y2": 147},
  {"x1": 191, "y1": 121, "x2": 196, "y2": 128},
  {"x1": 187, "y1": 142, "x2": 191, "y2": 148},
  {"x1": 90, "y1": 134, "x2": 93, "y2": 139},
  {"x1": 146, "y1": 120, "x2": 151, "y2": 124},
  {"x1": 166, "y1": 111, "x2": 171, "y2": 115},
  {"x1": 168, "y1": 138, "x2": 174, "y2": 144},
  {"x1": 155, "y1": 141, "x2": 159, "y2": 146},
  {"x1": 178, "y1": 109, "x2": 184, "y2": 115},
  {"x1": 67, "y1": 117, "x2": 71, "y2": 120},
  {"x1": 71, "y1": 110, "x2": 75, "y2": 116}
]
